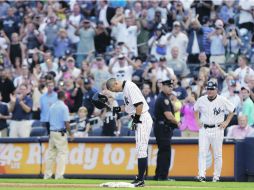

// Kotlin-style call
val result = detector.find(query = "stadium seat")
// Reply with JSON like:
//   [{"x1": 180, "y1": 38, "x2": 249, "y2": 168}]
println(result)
[
  {"x1": 89, "y1": 127, "x2": 102, "y2": 136},
  {"x1": 31, "y1": 120, "x2": 43, "y2": 128},
  {"x1": 30, "y1": 127, "x2": 48, "y2": 137}
]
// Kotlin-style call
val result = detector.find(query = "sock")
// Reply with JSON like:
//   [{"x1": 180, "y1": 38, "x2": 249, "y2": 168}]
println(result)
[{"x1": 138, "y1": 157, "x2": 147, "y2": 181}]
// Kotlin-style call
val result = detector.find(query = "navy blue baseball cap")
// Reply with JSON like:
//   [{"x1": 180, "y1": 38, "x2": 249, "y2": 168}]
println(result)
[
  {"x1": 162, "y1": 79, "x2": 174, "y2": 86},
  {"x1": 206, "y1": 81, "x2": 218, "y2": 90},
  {"x1": 84, "y1": 78, "x2": 91, "y2": 85}
]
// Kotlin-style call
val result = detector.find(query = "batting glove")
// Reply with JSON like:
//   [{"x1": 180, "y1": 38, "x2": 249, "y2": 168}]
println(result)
[{"x1": 131, "y1": 114, "x2": 142, "y2": 131}]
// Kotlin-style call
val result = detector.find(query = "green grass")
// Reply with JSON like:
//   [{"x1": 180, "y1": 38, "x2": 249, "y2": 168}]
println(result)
[{"x1": 0, "y1": 179, "x2": 253, "y2": 190}]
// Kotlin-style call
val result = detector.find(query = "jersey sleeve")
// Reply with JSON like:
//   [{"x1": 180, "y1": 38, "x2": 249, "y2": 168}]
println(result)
[{"x1": 222, "y1": 96, "x2": 235, "y2": 113}]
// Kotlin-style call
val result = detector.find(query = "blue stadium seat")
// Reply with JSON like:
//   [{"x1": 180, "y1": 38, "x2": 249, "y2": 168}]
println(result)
[
  {"x1": 89, "y1": 127, "x2": 102, "y2": 136},
  {"x1": 31, "y1": 120, "x2": 43, "y2": 128},
  {"x1": 30, "y1": 127, "x2": 48, "y2": 137}
]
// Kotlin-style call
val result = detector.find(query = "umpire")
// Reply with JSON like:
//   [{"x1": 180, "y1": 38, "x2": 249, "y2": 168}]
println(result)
[
  {"x1": 44, "y1": 91, "x2": 73, "y2": 180},
  {"x1": 153, "y1": 79, "x2": 178, "y2": 180}
]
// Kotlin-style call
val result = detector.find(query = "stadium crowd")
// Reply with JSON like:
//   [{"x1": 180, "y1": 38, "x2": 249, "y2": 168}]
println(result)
[{"x1": 0, "y1": 0, "x2": 254, "y2": 139}]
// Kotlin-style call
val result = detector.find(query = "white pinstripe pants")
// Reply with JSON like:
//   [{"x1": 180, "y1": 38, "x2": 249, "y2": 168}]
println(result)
[
  {"x1": 198, "y1": 126, "x2": 224, "y2": 178},
  {"x1": 135, "y1": 112, "x2": 153, "y2": 158}
]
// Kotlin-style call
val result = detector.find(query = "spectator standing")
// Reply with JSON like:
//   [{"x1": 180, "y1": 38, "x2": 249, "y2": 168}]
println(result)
[
  {"x1": 233, "y1": 55, "x2": 254, "y2": 86},
  {"x1": 40, "y1": 81, "x2": 58, "y2": 135},
  {"x1": 94, "y1": 21, "x2": 111, "y2": 54},
  {"x1": 2, "y1": 8, "x2": 19, "y2": 39},
  {"x1": 98, "y1": 0, "x2": 115, "y2": 28},
  {"x1": 0, "y1": 92, "x2": 11, "y2": 137},
  {"x1": 240, "y1": 86, "x2": 254, "y2": 126},
  {"x1": 40, "y1": 50, "x2": 59, "y2": 75},
  {"x1": 186, "y1": 16, "x2": 204, "y2": 64},
  {"x1": 148, "y1": 27, "x2": 167, "y2": 60},
  {"x1": 22, "y1": 23, "x2": 43, "y2": 51},
  {"x1": 66, "y1": 56, "x2": 81, "y2": 79},
  {"x1": 108, "y1": 54, "x2": 135, "y2": 81},
  {"x1": 180, "y1": 92, "x2": 199, "y2": 137},
  {"x1": 43, "y1": 14, "x2": 61, "y2": 51},
  {"x1": 90, "y1": 57, "x2": 111, "y2": 91},
  {"x1": 227, "y1": 115, "x2": 254, "y2": 139},
  {"x1": 167, "y1": 46, "x2": 190, "y2": 78},
  {"x1": 238, "y1": 0, "x2": 254, "y2": 32},
  {"x1": 111, "y1": 12, "x2": 139, "y2": 56},
  {"x1": 208, "y1": 19, "x2": 227, "y2": 65},
  {"x1": 53, "y1": 28, "x2": 71, "y2": 58},
  {"x1": 0, "y1": 68, "x2": 15, "y2": 103},
  {"x1": 190, "y1": 1, "x2": 213, "y2": 25},
  {"x1": 44, "y1": 91, "x2": 72, "y2": 180},
  {"x1": 67, "y1": 3, "x2": 83, "y2": 47},
  {"x1": 8, "y1": 84, "x2": 33, "y2": 137},
  {"x1": 75, "y1": 19, "x2": 96, "y2": 67},
  {"x1": 166, "y1": 21, "x2": 189, "y2": 61},
  {"x1": 8, "y1": 32, "x2": 25, "y2": 68},
  {"x1": 224, "y1": 28, "x2": 242, "y2": 64},
  {"x1": 0, "y1": 1, "x2": 10, "y2": 19}
]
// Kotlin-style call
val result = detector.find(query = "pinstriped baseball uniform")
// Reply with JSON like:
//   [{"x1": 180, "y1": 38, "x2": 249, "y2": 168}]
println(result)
[
  {"x1": 123, "y1": 81, "x2": 153, "y2": 158},
  {"x1": 194, "y1": 95, "x2": 235, "y2": 179}
]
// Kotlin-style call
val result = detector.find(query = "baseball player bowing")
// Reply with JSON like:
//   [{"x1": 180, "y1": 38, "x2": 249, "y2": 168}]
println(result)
[
  {"x1": 106, "y1": 78, "x2": 153, "y2": 187},
  {"x1": 194, "y1": 80, "x2": 235, "y2": 182}
]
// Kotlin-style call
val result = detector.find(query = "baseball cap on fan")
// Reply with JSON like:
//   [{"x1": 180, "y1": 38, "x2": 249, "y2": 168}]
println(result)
[
  {"x1": 241, "y1": 85, "x2": 250, "y2": 92},
  {"x1": 206, "y1": 81, "x2": 218, "y2": 90},
  {"x1": 162, "y1": 79, "x2": 174, "y2": 87}
]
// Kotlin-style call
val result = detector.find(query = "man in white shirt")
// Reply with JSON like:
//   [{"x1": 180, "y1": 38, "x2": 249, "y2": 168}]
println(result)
[
  {"x1": 234, "y1": 55, "x2": 254, "y2": 86},
  {"x1": 166, "y1": 21, "x2": 189, "y2": 61},
  {"x1": 67, "y1": 4, "x2": 83, "y2": 45},
  {"x1": 108, "y1": 53, "x2": 136, "y2": 81},
  {"x1": 238, "y1": 0, "x2": 254, "y2": 31},
  {"x1": 111, "y1": 17, "x2": 139, "y2": 56}
]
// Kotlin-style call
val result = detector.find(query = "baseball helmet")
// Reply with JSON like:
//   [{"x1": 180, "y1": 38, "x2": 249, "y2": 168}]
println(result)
[{"x1": 91, "y1": 92, "x2": 109, "y2": 109}]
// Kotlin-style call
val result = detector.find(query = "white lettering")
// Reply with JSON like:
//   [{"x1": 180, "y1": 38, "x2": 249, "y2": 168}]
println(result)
[
  {"x1": 103, "y1": 144, "x2": 112, "y2": 165},
  {"x1": 111, "y1": 148, "x2": 124, "y2": 165},
  {"x1": 126, "y1": 148, "x2": 136, "y2": 170},
  {"x1": 83, "y1": 147, "x2": 99, "y2": 170},
  {"x1": 0, "y1": 144, "x2": 23, "y2": 165},
  {"x1": 26, "y1": 144, "x2": 41, "y2": 164},
  {"x1": 69, "y1": 144, "x2": 85, "y2": 165}
]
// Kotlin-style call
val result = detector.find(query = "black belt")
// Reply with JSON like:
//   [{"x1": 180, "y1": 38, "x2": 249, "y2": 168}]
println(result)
[
  {"x1": 50, "y1": 129, "x2": 66, "y2": 133},
  {"x1": 204, "y1": 124, "x2": 216, "y2": 129}
]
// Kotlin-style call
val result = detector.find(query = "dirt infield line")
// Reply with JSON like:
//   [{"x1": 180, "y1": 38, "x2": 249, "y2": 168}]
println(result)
[{"x1": 0, "y1": 183, "x2": 210, "y2": 189}]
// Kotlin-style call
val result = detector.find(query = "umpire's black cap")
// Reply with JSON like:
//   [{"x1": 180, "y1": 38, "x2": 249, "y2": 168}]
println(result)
[
  {"x1": 162, "y1": 79, "x2": 174, "y2": 86},
  {"x1": 206, "y1": 81, "x2": 218, "y2": 90}
]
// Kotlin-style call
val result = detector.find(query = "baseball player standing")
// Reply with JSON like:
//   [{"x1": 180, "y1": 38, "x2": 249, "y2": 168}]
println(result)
[
  {"x1": 194, "y1": 81, "x2": 235, "y2": 182},
  {"x1": 106, "y1": 78, "x2": 153, "y2": 187}
]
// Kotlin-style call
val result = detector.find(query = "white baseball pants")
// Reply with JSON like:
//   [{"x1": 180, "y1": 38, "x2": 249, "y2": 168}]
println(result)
[
  {"x1": 135, "y1": 112, "x2": 153, "y2": 158},
  {"x1": 198, "y1": 126, "x2": 224, "y2": 179}
]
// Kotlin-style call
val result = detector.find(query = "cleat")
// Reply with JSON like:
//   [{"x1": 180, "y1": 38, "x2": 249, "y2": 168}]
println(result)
[
  {"x1": 195, "y1": 176, "x2": 206, "y2": 182},
  {"x1": 131, "y1": 176, "x2": 145, "y2": 187},
  {"x1": 212, "y1": 177, "x2": 220, "y2": 182}
]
